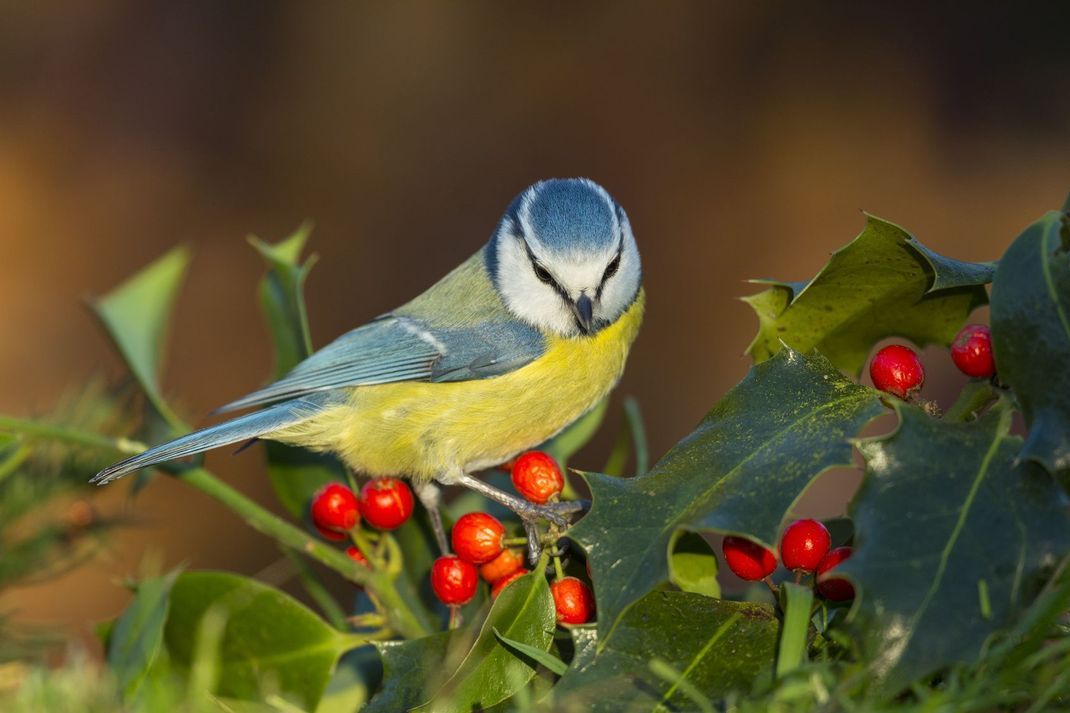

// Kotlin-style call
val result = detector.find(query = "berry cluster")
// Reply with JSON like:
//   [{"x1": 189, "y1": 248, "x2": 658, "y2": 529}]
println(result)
[
  {"x1": 430, "y1": 451, "x2": 594, "y2": 625},
  {"x1": 868, "y1": 323, "x2": 995, "y2": 399},
  {"x1": 722, "y1": 518, "x2": 855, "y2": 601},
  {"x1": 309, "y1": 477, "x2": 416, "y2": 562}
]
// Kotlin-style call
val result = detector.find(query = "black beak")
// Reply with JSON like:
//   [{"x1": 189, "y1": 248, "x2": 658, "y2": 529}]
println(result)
[{"x1": 572, "y1": 294, "x2": 594, "y2": 334}]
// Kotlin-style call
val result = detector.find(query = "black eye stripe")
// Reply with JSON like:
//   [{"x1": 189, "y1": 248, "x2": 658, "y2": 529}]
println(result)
[{"x1": 523, "y1": 240, "x2": 572, "y2": 303}]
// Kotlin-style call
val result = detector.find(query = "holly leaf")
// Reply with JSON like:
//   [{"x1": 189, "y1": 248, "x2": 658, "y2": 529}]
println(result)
[
  {"x1": 743, "y1": 215, "x2": 989, "y2": 375},
  {"x1": 570, "y1": 348, "x2": 882, "y2": 639},
  {"x1": 365, "y1": 632, "x2": 454, "y2": 713},
  {"x1": 546, "y1": 592, "x2": 778, "y2": 711},
  {"x1": 414, "y1": 566, "x2": 556, "y2": 712},
  {"x1": 91, "y1": 246, "x2": 191, "y2": 430},
  {"x1": 163, "y1": 571, "x2": 362, "y2": 710},
  {"x1": 990, "y1": 206, "x2": 1070, "y2": 475},
  {"x1": 107, "y1": 570, "x2": 180, "y2": 700},
  {"x1": 839, "y1": 403, "x2": 1070, "y2": 698}
]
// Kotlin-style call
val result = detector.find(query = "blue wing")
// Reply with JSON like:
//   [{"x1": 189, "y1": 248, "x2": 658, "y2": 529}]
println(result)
[{"x1": 216, "y1": 315, "x2": 545, "y2": 413}]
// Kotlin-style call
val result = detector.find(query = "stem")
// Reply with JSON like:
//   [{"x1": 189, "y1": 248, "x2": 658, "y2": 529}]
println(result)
[
  {"x1": 944, "y1": 381, "x2": 998, "y2": 423},
  {"x1": 0, "y1": 415, "x2": 436, "y2": 638},
  {"x1": 178, "y1": 467, "x2": 432, "y2": 639},
  {"x1": 283, "y1": 547, "x2": 349, "y2": 630},
  {"x1": 553, "y1": 554, "x2": 566, "y2": 581},
  {"x1": 776, "y1": 582, "x2": 814, "y2": 679},
  {"x1": 0, "y1": 415, "x2": 146, "y2": 455}
]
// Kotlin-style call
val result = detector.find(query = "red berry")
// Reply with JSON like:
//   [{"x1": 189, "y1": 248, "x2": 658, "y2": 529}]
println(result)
[
  {"x1": 816, "y1": 546, "x2": 855, "y2": 601},
  {"x1": 551, "y1": 577, "x2": 595, "y2": 624},
  {"x1": 951, "y1": 324, "x2": 995, "y2": 379},
  {"x1": 359, "y1": 478, "x2": 415, "y2": 530},
  {"x1": 722, "y1": 536, "x2": 777, "y2": 581},
  {"x1": 511, "y1": 451, "x2": 565, "y2": 504},
  {"x1": 779, "y1": 519, "x2": 831, "y2": 572},
  {"x1": 869, "y1": 345, "x2": 925, "y2": 399},
  {"x1": 480, "y1": 548, "x2": 524, "y2": 584},
  {"x1": 314, "y1": 522, "x2": 347, "y2": 542},
  {"x1": 430, "y1": 555, "x2": 479, "y2": 605},
  {"x1": 311, "y1": 483, "x2": 360, "y2": 534},
  {"x1": 345, "y1": 546, "x2": 368, "y2": 565},
  {"x1": 451, "y1": 512, "x2": 506, "y2": 564},
  {"x1": 491, "y1": 568, "x2": 529, "y2": 598}
]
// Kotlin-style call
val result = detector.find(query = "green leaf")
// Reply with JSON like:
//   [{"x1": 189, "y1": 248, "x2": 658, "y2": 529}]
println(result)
[
  {"x1": 365, "y1": 632, "x2": 453, "y2": 713},
  {"x1": 906, "y1": 237, "x2": 997, "y2": 292},
  {"x1": 414, "y1": 566, "x2": 556, "y2": 712},
  {"x1": 743, "y1": 215, "x2": 989, "y2": 375},
  {"x1": 990, "y1": 208, "x2": 1070, "y2": 475},
  {"x1": 839, "y1": 403, "x2": 1070, "y2": 698},
  {"x1": 547, "y1": 592, "x2": 778, "y2": 711},
  {"x1": 163, "y1": 571, "x2": 360, "y2": 710},
  {"x1": 107, "y1": 570, "x2": 179, "y2": 700},
  {"x1": 248, "y1": 227, "x2": 344, "y2": 519},
  {"x1": 251, "y1": 224, "x2": 316, "y2": 376},
  {"x1": 668, "y1": 531, "x2": 720, "y2": 599},
  {"x1": 570, "y1": 349, "x2": 882, "y2": 640},
  {"x1": 91, "y1": 246, "x2": 191, "y2": 430},
  {"x1": 602, "y1": 396, "x2": 648, "y2": 477},
  {"x1": 493, "y1": 627, "x2": 568, "y2": 675}
]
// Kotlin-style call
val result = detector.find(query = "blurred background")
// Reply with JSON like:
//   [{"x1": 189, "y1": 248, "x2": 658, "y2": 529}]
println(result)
[{"x1": 1, "y1": 2, "x2": 1068, "y2": 654}]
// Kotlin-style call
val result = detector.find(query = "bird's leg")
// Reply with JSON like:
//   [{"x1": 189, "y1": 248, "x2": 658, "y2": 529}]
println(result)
[
  {"x1": 414, "y1": 482, "x2": 449, "y2": 555},
  {"x1": 452, "y1": 473, "x2": 588, "y2": 565}
]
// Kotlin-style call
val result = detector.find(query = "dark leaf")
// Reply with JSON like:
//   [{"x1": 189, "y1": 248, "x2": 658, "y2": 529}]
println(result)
[
  {"x1": 990, "y1": 207, "x2": 1070, "y2": 475},
  {"x1": 366, "y1": 632, "x2": 453, "y2": 713},
  {"x1": 840, "y1": 403, "x2": 1070, "y2": 697},
  {"x1": 570, "y1": 349, "x2": 882, "y2": 639},
  {"x1": 546, "y1": 592, "x2": 778, "y2": 712},
  {"x1": 743, "y1": 216, "x2": 988, "y2": 375}
]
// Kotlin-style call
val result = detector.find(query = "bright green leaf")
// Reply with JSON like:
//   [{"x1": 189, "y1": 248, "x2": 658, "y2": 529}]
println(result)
[
  {"x1": 668, "y1": 531, "x2": 720, "y2": 599},
  {"x1": 493, "y1": 627, "x2": 568, "y2": 675},
  {"x1": 414, "y1": 566, "x2": 556, "y2": 712},
  {"x1": 547, "y1": 592, "x2": 778, "y2": 711},
  {"x1": 91, "y1": 246, "x2": 191, "y2": 430},
  {"x1": 990, "y1": 207, "x2": 1070, "y2": 475},
  {"x1": 743, "y1": 216, "x2": 989, "y2": 375},
  {"x1": 776, "y1": 583, "x2": 813, "y2": 678},
  {"x1": 163, "y1": 571, "x2": 360, "y2": 710},
  {"x1": 840, "y1": 403, "x2": 1070, "y2": 698},
  {"x1": 108, "y1": 570, "x2": 179, "y2": 700},
  {"x1": 570, "y1": 349, "x2": 882, "y2": 640}
]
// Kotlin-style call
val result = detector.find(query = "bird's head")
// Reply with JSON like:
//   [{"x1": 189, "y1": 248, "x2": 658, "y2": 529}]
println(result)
[{"x1": 488, "y1": 178, "x2": 641, "y2": 337}]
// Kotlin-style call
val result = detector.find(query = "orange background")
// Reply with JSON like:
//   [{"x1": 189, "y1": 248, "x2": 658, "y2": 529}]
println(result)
[{"x1": 1, "y1": 3, "x2": 1067, "y2": 648}]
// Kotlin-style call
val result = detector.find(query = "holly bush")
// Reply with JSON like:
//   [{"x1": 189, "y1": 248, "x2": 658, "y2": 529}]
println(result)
[{"x1": 1, "y1": 196, "x2": 1069, "y2": 712}]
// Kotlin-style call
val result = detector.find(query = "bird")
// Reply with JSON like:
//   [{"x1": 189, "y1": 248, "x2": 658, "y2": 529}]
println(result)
[{"x1": 92, "y1": 178, "x2": 644, "y2": 549}]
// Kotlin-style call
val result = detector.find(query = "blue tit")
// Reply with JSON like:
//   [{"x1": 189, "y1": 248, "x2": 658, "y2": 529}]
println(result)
[{"x1": 93, "y1": 178, "x2": 644, "y2": 531}]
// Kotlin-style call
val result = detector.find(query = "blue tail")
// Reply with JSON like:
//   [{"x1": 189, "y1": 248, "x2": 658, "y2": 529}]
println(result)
[{"x1": 90, "y1": 396, "x2": 329, "y2": 485}]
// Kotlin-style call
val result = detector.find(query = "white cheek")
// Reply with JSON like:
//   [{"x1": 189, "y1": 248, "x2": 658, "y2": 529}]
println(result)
[
  {"x1": 496, "y1": 237, "x2": 578, "y2": 336},
  {"x1": 598, "y1": 237, "x2": 641, "y2": 322}
]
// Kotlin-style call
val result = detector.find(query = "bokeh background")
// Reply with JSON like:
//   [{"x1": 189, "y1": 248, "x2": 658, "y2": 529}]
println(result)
[{"x1": 2, "y1": 2, "x2": 1068, "y2": 651}]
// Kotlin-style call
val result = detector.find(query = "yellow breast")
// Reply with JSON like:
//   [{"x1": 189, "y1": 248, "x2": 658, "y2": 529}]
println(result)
[{"x1": 289, "y1": 292, "x2": 644, "y2": 481}]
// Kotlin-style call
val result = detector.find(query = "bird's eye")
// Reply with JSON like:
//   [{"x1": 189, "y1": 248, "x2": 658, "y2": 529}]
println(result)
[
  {"x1": 603, "y1": 254, "x2": 621, "y2": 282},
  {"x1": 533, "y1": 263, "x2": 553, "y2": 283}
]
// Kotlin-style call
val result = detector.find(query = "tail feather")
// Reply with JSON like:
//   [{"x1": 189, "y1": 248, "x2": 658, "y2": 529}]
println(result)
[{"x1": 91, "y1": 397, "x2": 327, "y2": 485}]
